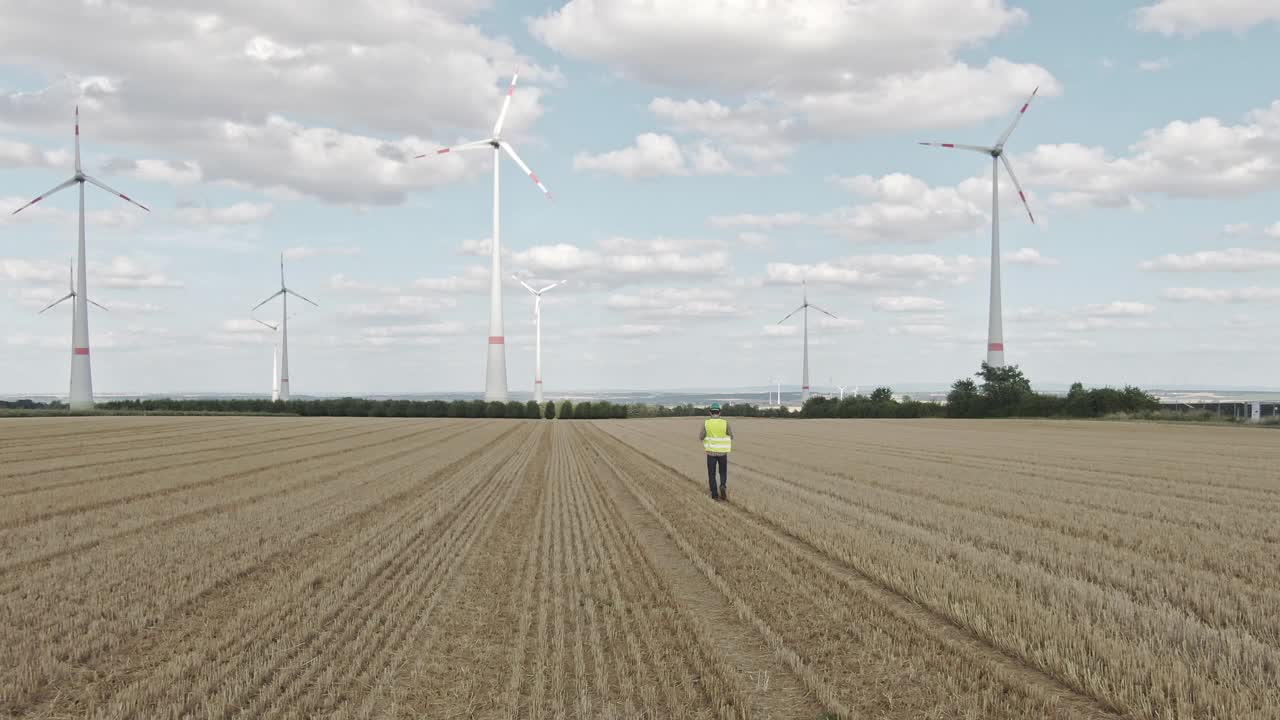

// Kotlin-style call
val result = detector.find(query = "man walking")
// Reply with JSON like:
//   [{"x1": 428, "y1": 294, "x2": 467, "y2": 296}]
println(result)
[{"x1": 699, "y1": 402, "x2": 733, "y2": 501}]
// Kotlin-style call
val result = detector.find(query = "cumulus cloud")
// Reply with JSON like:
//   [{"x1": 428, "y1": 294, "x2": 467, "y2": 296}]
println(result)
[
  {"x1": 0, "y1": 138, "x2": 69, "y2": 168},
  {"x1": 104, "y1": 158, "x2": 203, "y2": 186},
  {"x1": 766, "y1": 253, "x2": 986, "y2": 287},
  {"x1": 511, "y1": 237, "x2": 731, "y2": 279},
  {"x1": 1020, "y1": 100, "x2": 1280, "y2": 208},
  {"x1": 411, "y1": 265, "x2": 490, "y2": 294},
  {"x1": 94, "y1": 256, "x2": 183, "y2": 289},
  {"x1": 337, "y1": 295, "x2": 458, "y2": 322},
  {"x1": 873, "y1": 296, "x2": 947, "y2": 313},
  {"x1": 573, "y1": 133, "x2": 733, "y2": 179},
  {"x1": 1136, "y1": 0, "x2": 1280, "y2": 34},
  {"x1": 283, "y1": 245, "x2": 361, "y2": 260},
  {"x1": 606, "y1": 287, "x2": 744, "y2": 319},
  {"x1": 0, "y1": 1, "x2": 557, "y2": 205},
  {"x1": 1162, "y1": 287, "x2": 1280, "y2": 303},
  {"x1": 1140, "y1": 248, "x2": 1280, "y2": 272},
  {"x1": 175, "y1": 202, "x2": 275, "y2": 225},
  {"x1": 712, "y1": 172, "x2": 1037, "y2": 244},
  {"x1": 1138, "y1": 57, "x2": 1172, "y2": 72},
  {"x1": 1, "y1": 258, "x2": 63, "y2": 284},
  {"x1": 1005, "y1": 247, "x2": 1059, "y2": 266}
]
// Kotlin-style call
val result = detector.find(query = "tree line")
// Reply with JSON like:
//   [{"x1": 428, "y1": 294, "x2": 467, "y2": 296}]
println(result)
[{"x1": 94, "y1": 397, "x2": 629, "y2": 419}]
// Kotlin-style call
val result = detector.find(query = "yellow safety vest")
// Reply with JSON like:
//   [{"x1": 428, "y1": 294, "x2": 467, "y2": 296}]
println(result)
[{"x1": 703, "y1": 418, "x2": 732, "y2": 454}]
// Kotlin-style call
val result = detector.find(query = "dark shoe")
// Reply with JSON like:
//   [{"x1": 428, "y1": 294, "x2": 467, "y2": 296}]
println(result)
[
  {"x1": 710, "y1": 492, "x2": 720, "y2": 500},
  {"x1": 720, "y1": 490, "x2": 728, "y2": 502}
]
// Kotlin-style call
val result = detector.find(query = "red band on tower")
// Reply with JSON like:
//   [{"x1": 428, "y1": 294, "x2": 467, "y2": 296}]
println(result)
[
  {"x1": 488, "y1": 336, "x2": 504, "y2": 344},
  {"x1": 73, "y1": 347, "x2": 89, "y2": 355},
  {"x1": 988, "y1": 342, "x2": 1004, "y2": 351}
]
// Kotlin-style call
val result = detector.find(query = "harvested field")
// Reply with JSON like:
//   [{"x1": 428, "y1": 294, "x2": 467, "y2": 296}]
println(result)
[{"x1": 1, "y1": 415, "x2": 1277, "y2": 719}]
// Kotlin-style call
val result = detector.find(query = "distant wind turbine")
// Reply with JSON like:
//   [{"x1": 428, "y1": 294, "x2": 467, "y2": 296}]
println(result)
[
  {"x1": 777, "y1": 281, "x2": 838, "y2": 403},
  {"x1": 920, "y1": 87, "x2": 1039, "y2": 368},
  {"x1": 423, "y1": 70, "x2": 552, "y2": 401},
  {"x1": 253, "y1": 318, "x2": 281, "y2": 401},
  {"x1": 513, "y1": 275, "x2": 564, "y2": 403},
  {"x1": 11, "y1": 106, "x2": 149, "y2": 410},
  {"x1": 251, "y1": 254, "x2": 317, "y2": 401}
]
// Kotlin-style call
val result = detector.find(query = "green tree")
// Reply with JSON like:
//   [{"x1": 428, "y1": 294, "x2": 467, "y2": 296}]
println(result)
[
  {"x1": 870, "y1": 387, "x2": 894, "y2": 403},
  {"x1": 976, "y1": 363, "x2": 1033, "y2": 415},
  {"x1": 560, "y1": 400, "x2": 574, "y2": 419},
  {"x1": 525, "y1": 400, "x2": 541, "y2": 419},
  {"x1": 487, "y1": 401, "x2": 507, "y2": 418},
  {"x1": 506, "y1": 400, "x2": 525, "y2": 418},
  {"x1": 574, "y1": 401, "x2": 593, "y2": 419},
  {"x1": 544, "y1": 400, "x2": 557, "y2": 419}
]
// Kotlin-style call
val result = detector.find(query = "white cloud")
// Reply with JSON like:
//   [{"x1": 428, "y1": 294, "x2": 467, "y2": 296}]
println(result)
[
  {"x1": 1021, "y1": 100, "x2": 1280, "y2": 208},
  {"x1": 600, "y1": 324, "x2": 664, "y2": 337},
  {"x1": 0, "y1": 3, "x2": 558, "y2": 205},
  {"x1": 0, "y1": 138, "x2": 68, "y2": 168},
  {"x1": 283, "y1": 245, "x2": 361, "y2": 260},
  {"x1": 1266, "y1": 222, "x2": 1280, "y2": 239},
  {"x1": 1138, "y1": 57, "x2": 1172, "y2": 72},
  {"x1": 1223, "y1": 222, "x2": 1255, "y2": 236},
  {"x1": 1, "y1": 258, "x2": 63, "y2": 284},
  {"x1": 574, "y1": 133, "x2": 732, "y2": 179},
  {"x1": 1140, "y1": 248, "x2": 1280, "y2": 272},
  {"x1": 1136, "y1": 0, "x2": 1280, "y2": 34},
  {"x1": 457, "y1": 238, "x2": 497, "y2": 257},
  {"x1": 767, "y1": 253, "x2": 985, "y2": 287},
  {"x1": 175, "y1": 202, "x2": 275, "y2": 225},
  {"x1": 104, "y1": 158, "x2": 203, "y2": 186},
  {"x1": 1162, "y1": 287, "x2": 1280, "y2": 303},
  {"x1": 411, "y1": 265, "x2": 489, "y2": 293},
  {"x1": 1079, "y1": 302, "x2": 1156, "y2": 317},
  {"x1": 1005, "y1": 247, "x2": 1060, "y2": 266},
  {"x1": 607, "y1": 288, "x2": 744, "y2": 319},
  {"x1": 511, "y1": 237, "x2": 731, "y2": 278},
  {"x1": 873, "y1": 296, "x2": 947, "y2": 313},
  {"x1": 889, "y1": 323, "x2": 952, "y2": 337},
  {"x1": 94, "y1": 256, "x2": 183, "y2": 289},
  {"x1": 712, "y1": 172, "x2": 1009, "y2": 243},
  {"x1": 326, "y1": 273, "x2": 398, "y2": 294},
  {"x1": 737, "y1": 232, "x2": 771, "y2": 248},
  {"x1": 338, "y1": 295, "x2": 457, "y2": 322}
]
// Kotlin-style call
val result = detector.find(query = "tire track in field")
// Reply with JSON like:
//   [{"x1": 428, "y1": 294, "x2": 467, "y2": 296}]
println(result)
[
  {"x1": 12, "y1": 423, "x2": 524, "y2": 718},
  {"x1": 592, "y1": 423, "x2": 1122, "y2": 720},
  {"x1": 228, "y1": 425, "x2": 545, "y2": 718},
  {"x1": 0, "y1": 418, "x2": 360, "y2": 490},
  {"x1": 0, "y1": 422, "x2": 473, "y2": 578},
  {"x1": 0, "y1": 418, "x2": 259, "y2": 464},
  {"x1": 0, "y1": 421, "x2": 423, "y2": 530}
]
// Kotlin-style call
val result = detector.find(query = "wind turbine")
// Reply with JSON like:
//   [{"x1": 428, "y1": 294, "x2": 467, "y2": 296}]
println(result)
[
  {"x1": 777, "y1": 281, "x2": 838, "y2": 404},
  {"x1": 920, "y1": 87, "x2": 1039, "y2": 368},
  {"x1": 513, "y1": 275, "x2": 564, "y2": 403},
  {"x1": 11, "y1": 106, "x2": 149, "y2": 410},
  {"x1": 253, "y1": 318, "x2": 281, "y2": 401},
  {"x1": 39, "y1": 260, "x2": 108, "y2": 316},
  {"x1": 251, "y1": 254, "x2": 317, "y2": 401},
  {"x1": 837, "y1": 385, "x2": 848, "y2": 400},
  {"x1": 422, "y1": 70, "x2": 552, "y2": 401}
]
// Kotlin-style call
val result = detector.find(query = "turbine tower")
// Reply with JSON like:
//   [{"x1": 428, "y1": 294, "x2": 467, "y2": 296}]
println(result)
[
  {"x1": 39, "y1": 262, "x2": 110, "y2": 383},
  {"x1": 251, "y1": 254, "x2": 317, "y2": 401},
  {"x1": 514, "y1": 275, "x2": 564, "y2": 403},
  {"x1": 423, "y1": 71, "x2": 552, "y2": 401},
  {"x1": 253, "y1": 318, "x2": 281, "y2": 401},
  {"x1": 11, "y1": 106, "x2": 149, "y2": 410},
  {"x1": 777, "y1": 281, "x2": 838, "y2": 404},
  {"x1": 920, "y1": 87, "x2": 1039, "y2": 368}
]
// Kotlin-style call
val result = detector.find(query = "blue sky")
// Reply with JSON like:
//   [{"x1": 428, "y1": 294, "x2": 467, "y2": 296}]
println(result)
[{"x1": 2, "y1": 0, "x2": 1280, "y2": 397}]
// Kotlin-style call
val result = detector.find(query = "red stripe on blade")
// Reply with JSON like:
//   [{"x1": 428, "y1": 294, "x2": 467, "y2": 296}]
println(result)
[
  {"x1": 74, "y1": 347, "x2": 89, "y2": 355},
  {"x1": 988, "y1": 343, "x2": 1004, "y2": 351},
  {"x1": 942, "y1": 143, "x2": 955, "y2": 148},
  {"x1": 1021, "y1": 103, "x2": 1029, "y2": 113},
  {"x1": 535, "y1": 380, "x2": 543, "y2": 384},
  {"x1": 488, "y1": 336, "x2": 504, "y2": 344},
  {"x1": 437, "y1": 148, "x2": 450, "y2": 154},
  {"x1": 530, "y1": 173, "x2": 539, "y2": 183}
]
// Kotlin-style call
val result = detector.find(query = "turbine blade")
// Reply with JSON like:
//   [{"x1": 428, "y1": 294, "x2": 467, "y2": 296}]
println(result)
[
  {"x1": 493, "y1": 71, "x2": 519, "y2": 137},
  {"x1": 88, "y1": 298, "x2": 109, "y2": 312},
  {"x1": 286, "y1": 288, "x2": 319, "y2": 307},
  {"x1": 778, "y1": 305, "x2": 804, "y2": 324},
  {"x1": 418, "y1": 139, "x2": 492, "y2": 159},
  {"x1": 917, "y1": 142, "x2": 993, "y2": 154},
  {"x1": 999, "y1": 155, "x2": 1035, "y2": 224},
  {"x1": 251, "y1": 289, "x2": 284, "y2": 312},
  {"x1": 280, "y1": 253, "x2": 285, "y2": 288},
  {"x1": 67, "y1": 259, "x2": 74, "y2": 292},
  {"x1": 253, "y1": 318, "x2": 279, "y2": 331},
  {"x1": 38, "y1": 293, "x2": 74, "y2": 314},
  {"x1": 996, "y1": 87, "x2": 1039, "y2": 148},
  {"x1": 82, "y1": 174, "x2": 150, "y2": 212},
  {"x1": 512, "y1": 275, "x2": 537, "y2": 294},
  {"x1": 10, "y1": 178, "x2": 77, "y2": 215},
  {"x1": 499, "y1": 141, "x2": 552, "y2": 199},
  {"x1": 537, "y1": 280, "x2": 564, "y2": 294},
  {"x1": 810, "y1": 303, "x2": 839, "y2": 320}
]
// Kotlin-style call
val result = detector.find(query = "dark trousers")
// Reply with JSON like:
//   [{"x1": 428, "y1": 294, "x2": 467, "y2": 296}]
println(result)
[{"x1": 706, "y1": 454, "x2": 727, "y2": 497}]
